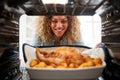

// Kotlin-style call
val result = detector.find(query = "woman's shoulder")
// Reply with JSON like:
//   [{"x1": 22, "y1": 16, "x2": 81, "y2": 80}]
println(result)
[{"x1": 31, "y1": 35, "x2": 42, "y2": 46}]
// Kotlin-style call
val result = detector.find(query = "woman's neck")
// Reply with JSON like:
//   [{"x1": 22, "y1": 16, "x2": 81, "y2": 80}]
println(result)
[{"x1": 54, "y1": 37, "x2": 61, "y2": 44}]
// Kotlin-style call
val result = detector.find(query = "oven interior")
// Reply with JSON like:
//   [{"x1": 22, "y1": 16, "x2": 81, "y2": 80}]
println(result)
[{"x1": 0, "y1": 0, "x2": 120, "y2": 80}]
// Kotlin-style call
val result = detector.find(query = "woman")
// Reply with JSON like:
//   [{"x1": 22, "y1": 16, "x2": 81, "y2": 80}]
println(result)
[{"x1": 33, "y1": 16, "x2": 83, "y2": 46}]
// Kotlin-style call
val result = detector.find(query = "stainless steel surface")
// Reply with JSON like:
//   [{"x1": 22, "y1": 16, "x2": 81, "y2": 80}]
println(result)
[
  {"x1": 0, "y1": 0, "x2": 106, "y2": 15},
  {"x1": 107, "y1": 45, "x2": 120, "y2": 60}
]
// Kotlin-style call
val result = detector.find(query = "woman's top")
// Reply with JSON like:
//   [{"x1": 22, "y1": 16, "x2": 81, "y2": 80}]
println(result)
[{"x1": 31, "y1": 35, "x2": 84, "y2": 47}]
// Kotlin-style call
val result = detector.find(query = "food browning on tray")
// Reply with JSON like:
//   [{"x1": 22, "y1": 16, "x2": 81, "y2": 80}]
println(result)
[{"x1": 29, "y1": 46, "x2": 102, "y2": 68}]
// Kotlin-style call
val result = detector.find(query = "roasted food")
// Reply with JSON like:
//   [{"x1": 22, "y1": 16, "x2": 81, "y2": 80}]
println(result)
[
  {"x1": 29, "y1": 59, "x2": 39, "y2": 67},
  {"x1": 36, "y1": 46, "x2": 84, "y2": 65},
  {"x1": 29, "y1": 46, "x2": 103, "y2": 68}
]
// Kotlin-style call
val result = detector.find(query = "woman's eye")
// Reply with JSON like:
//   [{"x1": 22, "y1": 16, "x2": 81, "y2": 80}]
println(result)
[
  {"x1": 61, "y1": 20, "x2": 68, "y2": 23},
  {"x1": 51, "y1": 19, "x2": 68, "y2": 24},
  {"x1": 51, "y1": 20, "x2": 57, "y2": 23}
]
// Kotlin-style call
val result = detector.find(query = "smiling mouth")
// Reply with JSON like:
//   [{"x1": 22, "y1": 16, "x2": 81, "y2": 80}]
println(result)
[
  {"x1": 55, "y1": 29, "x2": 64, "y2": 32},
  {"x1": 56, "y1": 29, "x2": 63, "y2": 31}
]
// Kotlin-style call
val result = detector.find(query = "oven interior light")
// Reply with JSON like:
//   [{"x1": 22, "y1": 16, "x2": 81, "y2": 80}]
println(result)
[{"x1": 42, "y1": 0, "x2": 68, "y2": 4}]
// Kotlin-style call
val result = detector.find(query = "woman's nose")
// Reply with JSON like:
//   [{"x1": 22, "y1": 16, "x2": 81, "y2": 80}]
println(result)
[{"x1": 56, "y1": 22, "x2": 62, "y2": 28}]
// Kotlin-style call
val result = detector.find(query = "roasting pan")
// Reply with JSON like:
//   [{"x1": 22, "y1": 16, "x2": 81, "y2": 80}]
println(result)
[{"x1": 22, "y1": 43, "x2": 106, "y2": 80}]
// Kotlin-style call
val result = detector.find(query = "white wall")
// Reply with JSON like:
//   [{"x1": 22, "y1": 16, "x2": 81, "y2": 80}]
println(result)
[{"x1": 78, "y1": 14, "x2": 101, "y2": 47}]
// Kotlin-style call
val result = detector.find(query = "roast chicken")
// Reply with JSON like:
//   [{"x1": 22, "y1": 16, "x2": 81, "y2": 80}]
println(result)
[{"x1": 36, "y1": 46, "x2": 84, "y2": 65}]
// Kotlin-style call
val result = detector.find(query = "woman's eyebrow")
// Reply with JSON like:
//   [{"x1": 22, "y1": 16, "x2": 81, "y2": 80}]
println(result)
[
  {"x1": 51, "y1": 18, "x2": 57, "y2": 21},
  {"x1": 51, "y1": 17, "x2": 68, "y2": 21},
  {"x1": 62, "y1": 18, "x2": 68, "y2": 20}
]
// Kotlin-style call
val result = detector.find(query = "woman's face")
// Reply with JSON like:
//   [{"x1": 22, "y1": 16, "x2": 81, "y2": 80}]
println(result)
[{"x1": 50, "y1": 16, "x2": 69, "y2": 38}]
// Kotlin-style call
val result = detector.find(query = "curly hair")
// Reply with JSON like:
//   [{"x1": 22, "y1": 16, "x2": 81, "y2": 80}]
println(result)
[{"x1": 35, "y1": 16, "x2": 81, "y2": 44}]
